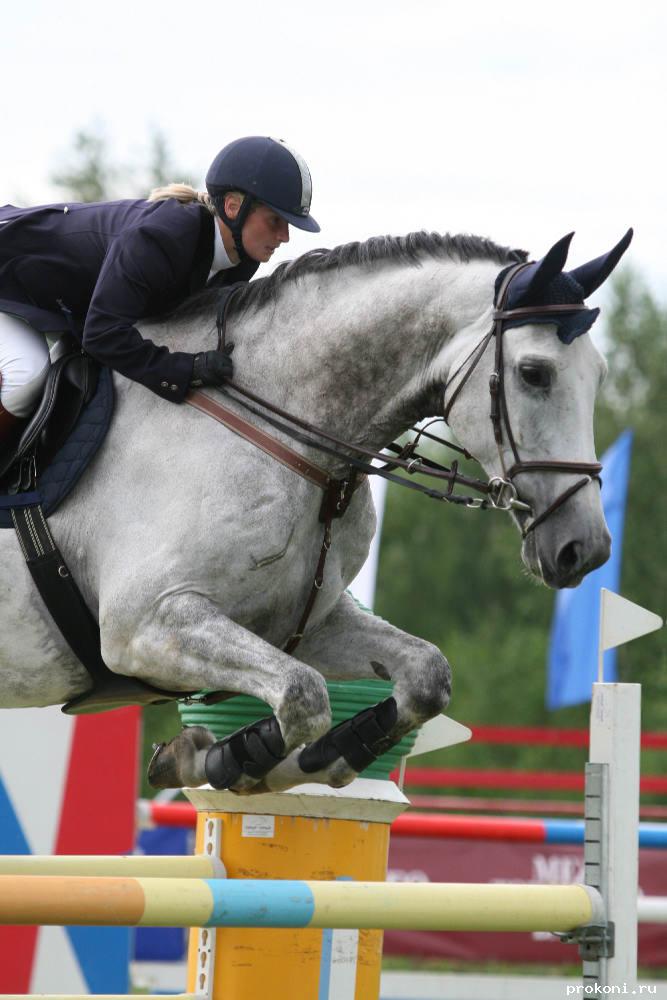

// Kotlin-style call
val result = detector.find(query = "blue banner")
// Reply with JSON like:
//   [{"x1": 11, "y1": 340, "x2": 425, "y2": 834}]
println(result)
[{"x1": 546, "y1": 430, "x2": 633, "y2": 709}]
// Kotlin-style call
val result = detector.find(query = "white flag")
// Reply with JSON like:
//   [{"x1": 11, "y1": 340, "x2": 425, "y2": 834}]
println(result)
[
  {"x1": 600, "y1": 588, "x2": 663, "y2": 652},
  {"x1": 407, "y1": 714, "x2": 471, "y2": 758}
]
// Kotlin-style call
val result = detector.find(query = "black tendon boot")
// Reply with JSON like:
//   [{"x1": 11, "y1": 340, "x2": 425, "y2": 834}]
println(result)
[
  {"x1": 298, "y1": 697, "x2": 398, "y2": 774},
  {"x1": 204, "y1": 715, "x2": 285, "y2": 789}
]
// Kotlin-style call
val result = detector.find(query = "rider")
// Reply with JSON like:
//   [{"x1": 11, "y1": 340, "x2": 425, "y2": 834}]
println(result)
[{"x1": 0, "y1": 136, "x2": 320, "y2": 444}]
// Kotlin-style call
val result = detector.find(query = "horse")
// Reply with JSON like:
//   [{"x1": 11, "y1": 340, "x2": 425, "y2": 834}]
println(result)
[{"x1": 0, "y1": 226, "x2": 631, "y2": 795}]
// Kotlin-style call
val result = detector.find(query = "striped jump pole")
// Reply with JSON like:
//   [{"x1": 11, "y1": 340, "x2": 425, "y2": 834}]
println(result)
[
  {"x1": 390, "y1": 812, "x2": 667, "y2": 847},
  {"x1": 0, "y1": 874, "x2": 604, "y2": 932},
  {"x1": 0, "y1": 854, "x2": 224, "y2": 878},
  {"x1": 136, "y1": 798, "x2": 667, "y2": 848}
]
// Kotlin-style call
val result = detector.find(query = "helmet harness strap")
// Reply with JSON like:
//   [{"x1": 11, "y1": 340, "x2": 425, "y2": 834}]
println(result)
[{"x1": 216, "y1": 192, "x2": 254, "y2": 263}]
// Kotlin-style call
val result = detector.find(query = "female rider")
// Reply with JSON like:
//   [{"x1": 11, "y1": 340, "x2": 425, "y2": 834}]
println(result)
[{"x1": 0, "y1": 136, "x2": 320, "y2": 444}]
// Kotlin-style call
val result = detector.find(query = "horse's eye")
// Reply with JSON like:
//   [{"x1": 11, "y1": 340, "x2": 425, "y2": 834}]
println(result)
[{"x1": 520, "y1": 363, "x2": 552, "y2": 389}]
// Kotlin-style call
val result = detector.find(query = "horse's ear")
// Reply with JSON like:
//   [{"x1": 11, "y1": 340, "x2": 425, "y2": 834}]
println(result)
[
  {"x1": 567, "y1": 228, "x2": 634, "y2": 298},
  {"x1": 516, "y1": 232, "x2": 575, "y2": 304}
]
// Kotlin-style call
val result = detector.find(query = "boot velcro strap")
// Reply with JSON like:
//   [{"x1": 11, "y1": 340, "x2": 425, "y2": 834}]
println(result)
[
  {"x1": 205, "y1": 715, "x2": 285, "y2": 789},
  {"x1": 299, "y1": 697, "x2": 398, "y2": 774}
]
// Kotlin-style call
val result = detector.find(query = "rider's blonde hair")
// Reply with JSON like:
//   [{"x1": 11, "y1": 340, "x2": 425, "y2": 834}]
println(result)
[
  {"x1": 147, "y1": 184, "x2": 249, "y2": 217},
  {"x1": 147, "y1": 183, "x2": 216, "y2": 214}
]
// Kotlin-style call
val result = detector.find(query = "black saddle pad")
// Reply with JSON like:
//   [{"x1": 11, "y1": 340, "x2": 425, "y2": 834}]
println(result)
[{"x1": 0, "y1": 367, "x2": 114, "y2": 528}]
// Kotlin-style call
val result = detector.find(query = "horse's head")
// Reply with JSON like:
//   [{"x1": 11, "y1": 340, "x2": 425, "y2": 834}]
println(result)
[{"x1": 444, "y1": 229, "x2": 632, "y2": 588}]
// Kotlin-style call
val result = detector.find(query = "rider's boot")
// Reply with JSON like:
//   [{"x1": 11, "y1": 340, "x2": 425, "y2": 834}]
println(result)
[{"x1": 0, "y1": 404, "x2": 21, "y2": 448}]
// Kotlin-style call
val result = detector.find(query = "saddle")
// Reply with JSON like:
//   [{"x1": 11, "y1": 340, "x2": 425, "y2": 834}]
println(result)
[{"x1": 0, "y1": 334, "x2": 98, "y2": 489}]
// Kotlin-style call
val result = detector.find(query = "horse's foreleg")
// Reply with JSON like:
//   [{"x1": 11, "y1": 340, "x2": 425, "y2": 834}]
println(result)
[
  {"x1": 103, "y1": 592, "x2": 331, "y2": 790},
  {"x1": 250, "y1": 591, "x2": 451, "y2": 793}
]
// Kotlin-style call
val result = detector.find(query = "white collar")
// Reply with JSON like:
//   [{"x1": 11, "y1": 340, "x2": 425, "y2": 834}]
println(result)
[{"x1": 208, "y1": 218, "x2": 236, "y2": 278}]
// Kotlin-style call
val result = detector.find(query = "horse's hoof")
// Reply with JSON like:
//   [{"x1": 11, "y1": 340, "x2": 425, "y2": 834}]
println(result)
[{"x1": 147, "y1": 726, "x2": 215, "y2": 789}]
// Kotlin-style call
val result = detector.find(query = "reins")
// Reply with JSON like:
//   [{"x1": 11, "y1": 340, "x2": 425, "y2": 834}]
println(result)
[{"x1": 219, "y1": 381, "x2": 509, "y2": 508}]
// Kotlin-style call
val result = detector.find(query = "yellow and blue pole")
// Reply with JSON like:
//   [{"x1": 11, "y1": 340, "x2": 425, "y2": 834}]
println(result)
[{"x1": 0, "y1": 874, "x2": 603, "y2": 931}]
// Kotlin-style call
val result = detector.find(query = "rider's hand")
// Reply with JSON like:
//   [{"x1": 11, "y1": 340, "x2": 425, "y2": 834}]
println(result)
[{"x1": 190, "y1": 345, "x2": 234, "y2": 388}]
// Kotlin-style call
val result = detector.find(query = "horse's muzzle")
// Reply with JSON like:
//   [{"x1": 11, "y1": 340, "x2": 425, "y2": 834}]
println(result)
[{"x1": 523, "y1": 523, "x2": 611, "y2": 589}]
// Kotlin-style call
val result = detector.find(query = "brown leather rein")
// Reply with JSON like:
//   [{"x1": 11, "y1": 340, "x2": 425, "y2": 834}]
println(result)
[{"x1": 185, "y1": 268, "x2": 602, "y2": 649}]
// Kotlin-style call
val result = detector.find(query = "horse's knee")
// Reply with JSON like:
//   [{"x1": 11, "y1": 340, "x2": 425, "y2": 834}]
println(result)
[
  {"x1": 401, "y1": 644, "x2": 452, "y2": 720},
  {"x1": 277, "y1": 667, "x2": 331, "y2": 748}
]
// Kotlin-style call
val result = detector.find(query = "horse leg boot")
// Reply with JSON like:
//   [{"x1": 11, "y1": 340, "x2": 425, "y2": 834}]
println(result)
[
  {"x1": 205, "y1": 715, "x2": 285, "y2": 789},
  {"x1": 149, "y1": 715, "x2": 286, "y2": 791},
  {"x1": 298, "y1": 697, "x2": 398, "y2": 779},
  {"x1": 250, "y1": 590, "x2": 451, "y2": 793}
]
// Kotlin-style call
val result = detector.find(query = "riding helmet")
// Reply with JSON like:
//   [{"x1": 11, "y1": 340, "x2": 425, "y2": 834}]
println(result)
[{"x1": 206, "y1": 136, "x2": 320, "y2": 233}]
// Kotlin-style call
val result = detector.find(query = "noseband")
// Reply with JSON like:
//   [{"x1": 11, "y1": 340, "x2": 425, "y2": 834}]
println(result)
[{"x1": 443, "y1": 262, "x2": 602, "y2": 536}]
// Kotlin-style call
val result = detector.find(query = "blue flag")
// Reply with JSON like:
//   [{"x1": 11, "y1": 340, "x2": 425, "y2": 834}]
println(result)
[{"x1": 546, "y1": 430, "x2": 633, "y2": 709}]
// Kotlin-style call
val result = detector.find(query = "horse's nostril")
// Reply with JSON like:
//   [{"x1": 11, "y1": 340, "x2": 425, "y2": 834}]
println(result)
[{"x1": 557, "y1": 540, "x2": 581, "y2": 577}]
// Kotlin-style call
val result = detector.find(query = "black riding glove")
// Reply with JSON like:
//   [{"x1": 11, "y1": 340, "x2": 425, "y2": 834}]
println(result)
[{"x1": 190, "y1": 345, "x2": 234, "y2": 388}]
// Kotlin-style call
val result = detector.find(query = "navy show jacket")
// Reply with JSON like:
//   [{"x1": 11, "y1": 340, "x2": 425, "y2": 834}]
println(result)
[{"x1": 0, "y1": 199, "x2": 258, "y2": 401}]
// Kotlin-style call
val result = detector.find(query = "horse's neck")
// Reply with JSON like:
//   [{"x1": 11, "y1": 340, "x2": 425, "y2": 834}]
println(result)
[{"x1": 223, "y1": 258, "x2": 497, "y2": 451}]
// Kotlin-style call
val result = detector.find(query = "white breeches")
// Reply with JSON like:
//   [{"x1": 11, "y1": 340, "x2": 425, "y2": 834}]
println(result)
[{"x1": 0, "y1": 313, "x2": 50, "y2": 418}]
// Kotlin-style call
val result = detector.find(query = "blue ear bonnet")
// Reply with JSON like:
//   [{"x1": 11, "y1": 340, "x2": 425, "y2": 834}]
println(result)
[
  {"x1": 494, "y1": 228, "x2": 633, "y2": 346},
  {"x1": 494, "y1": 267, "x2": 600, "y2": 345}
]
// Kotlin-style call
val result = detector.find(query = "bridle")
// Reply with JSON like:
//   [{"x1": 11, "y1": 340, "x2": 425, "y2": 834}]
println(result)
[
  {"x1": 185, "y1": 268, "x2": 602, "y2": 652},
  {"x1": 443, "y1": 261, "x2": 602, "y2": 536}
]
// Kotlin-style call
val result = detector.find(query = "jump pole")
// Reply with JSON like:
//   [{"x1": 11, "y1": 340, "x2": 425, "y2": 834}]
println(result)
[
  {"x1": 0, "y1": 855, "x2": 225, "y2": 878},
  {"x1": 0, "y1": 874, "x2": 604, "y2": 931}
]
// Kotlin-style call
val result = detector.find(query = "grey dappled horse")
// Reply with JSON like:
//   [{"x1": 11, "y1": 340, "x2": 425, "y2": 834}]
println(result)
[{"x1": 0, "y1": 228, "x2": 630, "y2": 794}]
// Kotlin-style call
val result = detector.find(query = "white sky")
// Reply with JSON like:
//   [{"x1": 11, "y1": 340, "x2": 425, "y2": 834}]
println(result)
[{"x1": 2, "y1": 0, "x2": 665, "y2": 309}]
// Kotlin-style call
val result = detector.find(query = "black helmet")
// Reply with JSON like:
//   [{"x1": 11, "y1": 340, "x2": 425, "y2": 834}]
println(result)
[{"x1": 206, "y1": 136, "x2": 320, "y2": 242}]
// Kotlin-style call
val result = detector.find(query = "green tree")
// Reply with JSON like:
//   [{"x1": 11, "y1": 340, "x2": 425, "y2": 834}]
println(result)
[
  {"x1": 595, "y1": 270, "x2": 667, "y2": 723},
  {"x1": 51, "y1": 125, "x2": 195, "y2": 203},
  {"x1": 51, "y1": 129, "x2": 118, "y2": 203}
]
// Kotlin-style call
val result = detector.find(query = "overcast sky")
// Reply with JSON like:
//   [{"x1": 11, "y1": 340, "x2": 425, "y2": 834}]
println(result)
[{"x1": 2, "y1": 0, "x2": 665, "y2": 313}]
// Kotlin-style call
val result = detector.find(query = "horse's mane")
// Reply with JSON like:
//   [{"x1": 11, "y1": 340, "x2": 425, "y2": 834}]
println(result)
[{"x1": 171, "y1": 231, "x2": 527, "y2": 321}]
